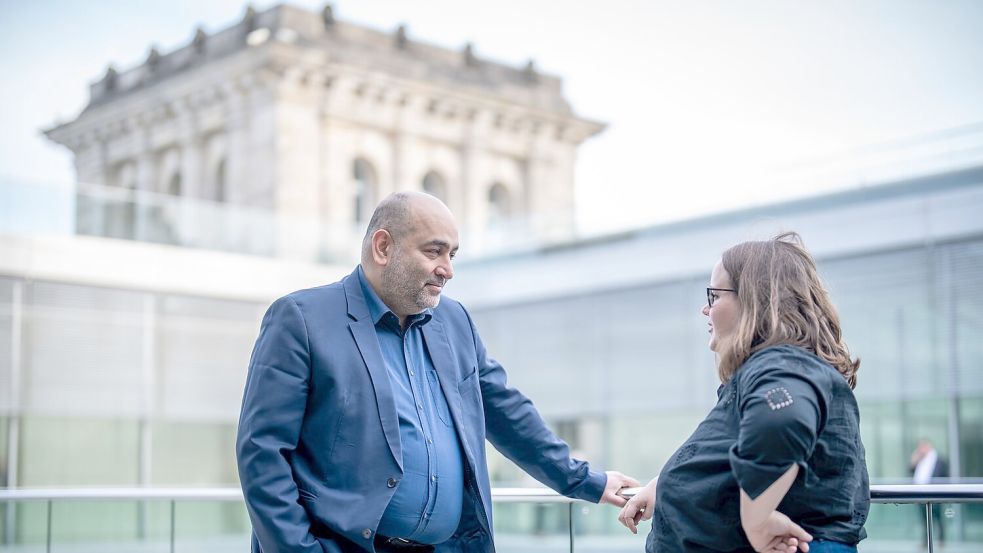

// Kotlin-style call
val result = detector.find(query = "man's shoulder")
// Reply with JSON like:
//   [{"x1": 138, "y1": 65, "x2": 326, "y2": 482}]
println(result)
[
  {"x1": 285, "y1": 280, "x2": 345, "y2": 300},
  {"x1": 274, "y1": 279, "x2": 348, "y2": 313},
  {"x1": 432, "y1": 294, "x2": 468, "y2": 320}
]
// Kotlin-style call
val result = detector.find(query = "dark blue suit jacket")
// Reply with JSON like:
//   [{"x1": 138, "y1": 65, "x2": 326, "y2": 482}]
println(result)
[{"x1": 236, "y1": 268, "x2": 606, "y2": 553}]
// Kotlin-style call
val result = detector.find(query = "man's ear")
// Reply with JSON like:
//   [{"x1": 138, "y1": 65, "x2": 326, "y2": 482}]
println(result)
[{"x1": 371, "y1": 229, "x2": 393, "y2": 266}]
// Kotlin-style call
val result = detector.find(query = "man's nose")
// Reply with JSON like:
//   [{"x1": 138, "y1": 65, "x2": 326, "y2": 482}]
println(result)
[
  {"x1": 701, "y1": 304, "x2": 710, "y2": 316},
  {"x1": 437, "y1": 259, "x2": 454, "y2": 280}
]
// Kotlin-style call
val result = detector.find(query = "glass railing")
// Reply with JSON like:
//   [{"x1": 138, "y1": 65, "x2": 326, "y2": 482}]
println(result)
[
  {"x1": 1, "y1": 485, "x2": 981, "y2": 552},
  {"x1": 0, "y1": 177, "x2": 578, "y2": 264},
  {"x1": 0, "y1": 178, "x2": 364, "y2": 264}
]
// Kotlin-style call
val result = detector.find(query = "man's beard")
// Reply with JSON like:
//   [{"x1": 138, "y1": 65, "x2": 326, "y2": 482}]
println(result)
[{"x1": 382, "y1": 248, "x2": 444, "y2": 313}]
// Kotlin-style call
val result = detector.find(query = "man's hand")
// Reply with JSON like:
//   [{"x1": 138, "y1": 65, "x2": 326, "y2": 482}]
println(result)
[
  {"x1": 617, "y1": 477, "x2": 656, "y2": 534},
  {"x1": 743, "y1": 510, "x2": 812, "y2": 553},
  {"x1": 599, "y1": 471, "x2": 640, "y2": 508}
]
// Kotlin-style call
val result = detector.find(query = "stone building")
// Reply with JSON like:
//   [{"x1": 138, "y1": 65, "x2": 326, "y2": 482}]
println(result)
[{"x1": 44, "y1": 3, "x2": 603, "y2": 262}]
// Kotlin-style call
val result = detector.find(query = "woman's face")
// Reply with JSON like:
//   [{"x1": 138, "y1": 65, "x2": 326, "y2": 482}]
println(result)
[{"x1": 703, "y1": 260, "x2": 740, "y2": 353}]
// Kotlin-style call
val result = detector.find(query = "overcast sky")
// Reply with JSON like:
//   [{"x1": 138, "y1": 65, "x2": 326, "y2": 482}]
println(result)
[{"x1": 2, "y1": 0, "x2": 982, "y2": 234}]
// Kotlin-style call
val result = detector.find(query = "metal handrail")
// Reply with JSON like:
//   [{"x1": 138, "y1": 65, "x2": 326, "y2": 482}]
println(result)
[
  {"x1": 1, "y1": 483, "x2": 982, "y2": 503},
  {"x1": 1, "y1": 485, "x2": 980, "y2": 553}
]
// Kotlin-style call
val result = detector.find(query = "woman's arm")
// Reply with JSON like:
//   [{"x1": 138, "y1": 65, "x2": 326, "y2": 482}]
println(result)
[
  {"x1": 732, "y1": 352, "x2": 831, "y2": 552},
  {"x1": 740, "y1": 464, "x2": 812, "y2": 552}
]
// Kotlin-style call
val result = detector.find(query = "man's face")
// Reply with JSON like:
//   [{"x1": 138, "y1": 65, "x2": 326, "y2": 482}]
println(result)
[{"x1": 381, "y1": 201, "x2": 459, "y2": 315}]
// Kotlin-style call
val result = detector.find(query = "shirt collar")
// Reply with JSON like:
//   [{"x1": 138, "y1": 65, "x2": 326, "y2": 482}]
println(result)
[{"x1": 357, "y1": 265, "x2": 433, "y2": 328}]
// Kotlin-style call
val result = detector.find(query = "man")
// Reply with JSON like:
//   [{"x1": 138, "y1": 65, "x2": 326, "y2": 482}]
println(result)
[
  {"x1": 237, "y1": 192, "x2": 637, "y2": 553},
  {"x1": 910, "y1": 439, "x2": 949, "y2": 546}
]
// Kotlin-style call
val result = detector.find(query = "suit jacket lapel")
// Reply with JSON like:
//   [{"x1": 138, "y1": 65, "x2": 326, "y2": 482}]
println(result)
[
  {"x1": 344, "y1": 272, "x2": 402, "y2": 470},
  {"x1": 422, "y1": 319, "x2": 476, "y2": 467}
]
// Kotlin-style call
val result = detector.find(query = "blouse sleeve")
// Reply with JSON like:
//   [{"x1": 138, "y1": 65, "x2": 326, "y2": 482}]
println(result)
[{"x1": 728, "y1": 352, "x2": 830, "y2": 499}]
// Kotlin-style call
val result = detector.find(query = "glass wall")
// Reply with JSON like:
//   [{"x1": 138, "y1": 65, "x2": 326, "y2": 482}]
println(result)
[
  {"x1": 0, "y1": 279, "x2": 264, "y2": 542},
  {"x1": 473, "y1": 235, "x2": 983, "y2": 544}
]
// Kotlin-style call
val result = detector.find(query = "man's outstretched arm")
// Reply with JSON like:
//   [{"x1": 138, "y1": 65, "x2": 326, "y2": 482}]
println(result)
[{"x1": 461, "y1": 306, "x2": 638, "y2": 504}]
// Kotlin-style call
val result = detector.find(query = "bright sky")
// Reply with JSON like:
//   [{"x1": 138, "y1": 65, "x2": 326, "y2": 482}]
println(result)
[{"x1": 2, "y1": 0, "x2": 982, "y2": 234}]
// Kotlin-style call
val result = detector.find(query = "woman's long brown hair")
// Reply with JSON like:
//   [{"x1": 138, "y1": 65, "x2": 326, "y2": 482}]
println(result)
[{"x1": 717, "y1": 232, "x2": 860, "y2": 388}]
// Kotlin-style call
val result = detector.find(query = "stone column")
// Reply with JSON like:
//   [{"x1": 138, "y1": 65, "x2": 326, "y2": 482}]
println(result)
[
  {"x1": 391, "y1": 130, "x2": 411, "y2": 193},
  {"x1": 222, "y1": 84, "x2": 249, "y2": 207},
  {"x1": 73, "y1": 136, "x2": 109, "y2": 237},
  {"x1": 461, "y1": 110, "x2": 491, "y2": 251},
  {"x1": 274, "y1": 69, "x2": 322, "y2": 261},
  {"x1": 133, "y1": 120, "x2": 156, "y2": 241},
  {"x1": 177, "y1": 106, "x2": 203, "y2": 200},
  {"x1": 178, "y1": 113, "x2": 203, "y2": 247},
  {"x1": 74, "y1": 135, "x2": 108, "y2": 187}
]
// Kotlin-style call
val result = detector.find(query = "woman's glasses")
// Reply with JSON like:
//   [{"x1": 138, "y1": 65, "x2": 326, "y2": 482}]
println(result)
[{"x1": 706, "y1": 287, "x2": 736, "y2": 308}]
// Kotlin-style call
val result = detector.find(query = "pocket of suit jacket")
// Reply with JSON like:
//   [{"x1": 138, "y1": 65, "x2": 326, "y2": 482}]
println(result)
[{"x1": 427, "y1": 370, "x2": 453, "y2": 426}]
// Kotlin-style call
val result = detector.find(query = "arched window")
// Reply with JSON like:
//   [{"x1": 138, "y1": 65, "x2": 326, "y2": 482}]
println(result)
[
  {"x1": 114, "y1": 161, "x2": 137, "y2": 190},
  {"x1": 167, "y1": 173, "x2": 182, "y2": 196},
  {"x1": 487, "y1": 182, "x2": 511, "y2": 224},
  {"x1": 214, "y1": 159, "x2": 227, "y2": 202},
  {"x1": 352, "y1": 157, "x2": 377, "y2": 225},
  {"x1": 422, "y1": 171, "x2": 447, "y2": 202}
]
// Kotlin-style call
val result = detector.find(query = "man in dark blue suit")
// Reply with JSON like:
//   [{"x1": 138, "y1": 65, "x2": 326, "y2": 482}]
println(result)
[{"x1": 237, "y1": 192, "x2": 637, "y2": 553}]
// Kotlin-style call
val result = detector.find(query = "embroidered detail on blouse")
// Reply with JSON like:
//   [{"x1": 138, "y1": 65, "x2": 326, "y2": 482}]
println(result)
[
  {"x1": 764, "y1": 387, "x2": 794, "y2": 410},
  {"x1": 720, "y1": 389, "x2": 736, "y2": 406},
  {"x1": 675, "y1": 443, "x2": 698, "y2": 464}
]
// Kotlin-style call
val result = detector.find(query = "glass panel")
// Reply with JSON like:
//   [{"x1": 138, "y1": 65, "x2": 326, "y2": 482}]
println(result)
[
  {"x1": 573, "y1": 499, "x2": 648, "y2": 553},
  {"x1": 173, "y1": 501, "x2": 251, "y2": 552},
  {"x1": 862, "y1": 502, "x2": 925, "y2": 549},
  {"x1": 22, "y1": 282, "x2": 145, "y2": 418},
  {"x1": 0, "y1": 278, "x2": 12, "y2": 415},
  {"x1": 151, "y1": 422, "x2": 237, "y2": 486},
  {"x1": 3, "y1": 501, "x2": 49, "y2": 549},
  {"x1": 19, "y1": 417, "x2": 139, "y2": 486},
  {"x1": 0, "y1": 417, "x2": 7, "y2": 488},
  {"x1": 47, "y1": 500, "x2": 166, "y2": 550},
  {"x1": 606, "y1": 411, "x2": 705, "y2": 487},
  {"x1": 492, "y1": 501, "x2": 570, "y2": 552},
  {"x1": 156, "y1": 294, "x2": 259, "y2": 422}
]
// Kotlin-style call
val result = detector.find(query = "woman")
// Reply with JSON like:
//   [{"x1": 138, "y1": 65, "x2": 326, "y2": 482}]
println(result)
[{"x1": 619, "y1": 232, "x2": 869, "y2": 553}]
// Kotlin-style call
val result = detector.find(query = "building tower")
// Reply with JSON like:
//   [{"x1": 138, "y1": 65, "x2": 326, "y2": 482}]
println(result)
[{"x1": 45, "y1": 3, "x2": 604, "y2": 261}]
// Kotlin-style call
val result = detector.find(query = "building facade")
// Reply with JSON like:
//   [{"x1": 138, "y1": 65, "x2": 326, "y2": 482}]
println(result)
[{"x1": 43, "y1": 4, "x2": 603, "y2": 262}]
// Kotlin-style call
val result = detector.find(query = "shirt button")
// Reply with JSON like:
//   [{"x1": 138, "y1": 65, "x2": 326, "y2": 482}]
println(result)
[
  {"x1": 427, "y1": 438, "x2": 433, "y2": 444},
  {"x1": 362, "y1": 529, "x2": 372, "y2": 539},
  {"x1": 417, "y1": 403, "x2": 423, "y2": 410},
  {"x1": 431, "y1": 475, "x2": 437, "y2": 482},
  {"x1": 387, "y1": 477, "x2": 398, "y2": 488},
  {"x1": 409, "y1": 370, "x2": 414, "y2": 376}
]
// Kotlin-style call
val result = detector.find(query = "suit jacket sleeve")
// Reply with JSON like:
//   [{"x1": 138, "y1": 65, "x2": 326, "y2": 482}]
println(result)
[
  {"x1": 236, "y1": 296, "x2": 333, "y2": 553},
  {"x1": 461, "y1": 306, "x2": 607, "y2": 502}
]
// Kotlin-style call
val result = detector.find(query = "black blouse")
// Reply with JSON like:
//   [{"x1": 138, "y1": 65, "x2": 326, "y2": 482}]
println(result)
[{"x1": 645, "y1": 345, "x2": 869, "y2": 553}]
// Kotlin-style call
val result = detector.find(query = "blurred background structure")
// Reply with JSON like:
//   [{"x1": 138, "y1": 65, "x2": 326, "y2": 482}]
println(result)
[{"x1": 2, "y1": 1, "x2": 983, "y2": 551}]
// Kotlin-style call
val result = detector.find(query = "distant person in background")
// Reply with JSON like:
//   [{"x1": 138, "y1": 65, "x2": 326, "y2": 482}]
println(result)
[
  {"x1": 910, "y1": 439, "x2": 948, "y2": 546},
  {"x1": 618, "y1": 232, "x2": 870, "y2": 553}
]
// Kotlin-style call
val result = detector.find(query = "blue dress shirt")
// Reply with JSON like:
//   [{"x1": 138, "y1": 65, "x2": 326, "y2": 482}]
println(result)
[{"x1": 357, "y1": 267, "x2": 465, "y2": 544}]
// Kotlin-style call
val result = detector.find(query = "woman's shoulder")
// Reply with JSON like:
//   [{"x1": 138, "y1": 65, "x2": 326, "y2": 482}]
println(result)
[{"x1": 737, "y1": 344, "x2": 838, "y2": 386}]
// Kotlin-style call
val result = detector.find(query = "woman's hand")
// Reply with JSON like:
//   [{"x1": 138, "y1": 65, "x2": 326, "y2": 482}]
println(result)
[
  {"x1": 743, "y1": 509, "x2": 812, "y2": 552},
  {"x1": 617, "y1": 478, "x2": 657, "y2": 534}
]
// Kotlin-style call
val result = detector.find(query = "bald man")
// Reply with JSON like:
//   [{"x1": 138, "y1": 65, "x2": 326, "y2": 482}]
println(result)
[{"x1": 237, "y1": 192, "x2": 636, "y2": 553}]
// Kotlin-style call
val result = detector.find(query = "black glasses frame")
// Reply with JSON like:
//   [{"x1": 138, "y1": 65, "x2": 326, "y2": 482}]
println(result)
[{"x1": 706, "y1": 287, "x2": 736, "y2": 308}]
